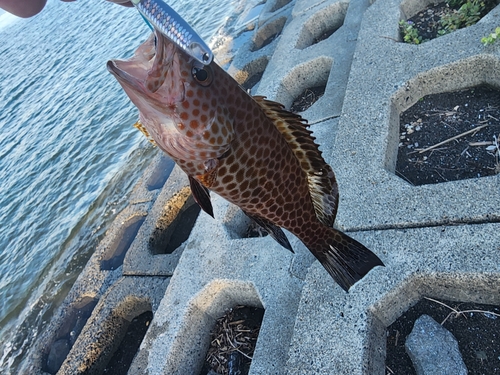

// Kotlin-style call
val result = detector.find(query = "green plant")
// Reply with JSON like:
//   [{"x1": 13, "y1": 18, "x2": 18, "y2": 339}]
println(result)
[
  {"x1": 481, "y1": 26, "x2": 500, "y2": 45},
  {"x1": 446, "y1": 0, "x2": 464, "y2": 7},
  {"x1": 459, "y1": 0, "x2": 484, "y2": 26},
  {"x1": 399, "y1": 20, "x2": 423, "y2": 44},
  {"x1": 439, "y1": 0, "x2": 485, "y2": 33}
]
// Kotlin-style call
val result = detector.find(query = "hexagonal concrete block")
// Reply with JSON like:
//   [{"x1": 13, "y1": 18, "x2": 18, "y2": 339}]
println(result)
[
  {"x1": 329, "y1": 0, "x2": 500, "y2": 231},
  {"x1": 286, "y1": 223, "x2": 500, "y2": 374},
  {"x1": 57, "y1": 276, "x2": 169, "y2": 375},
  {"x1": 128, "y1": 194, "x2": 308, "y2": 375},
  {"x1": 123, "y1": 165, "x2": 200, "y2": 277}
]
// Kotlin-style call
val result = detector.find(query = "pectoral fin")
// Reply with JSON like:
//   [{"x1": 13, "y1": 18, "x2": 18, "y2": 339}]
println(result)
[
  {"x1": 243, "y1": 211, "x2": 293, "y2": 253},
  {"x1": 189, "y1": 175, "x2": 214, "y2": 218}
]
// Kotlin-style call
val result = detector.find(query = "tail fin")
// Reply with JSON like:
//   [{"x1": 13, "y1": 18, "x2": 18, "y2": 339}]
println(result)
[{"x1": 306, "y1": 227, "x2": 384, "y2": 292}]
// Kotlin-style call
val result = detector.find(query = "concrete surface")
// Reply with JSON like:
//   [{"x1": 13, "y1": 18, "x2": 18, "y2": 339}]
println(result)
[{"x1": 23, "y1": 0, "x2": 500, "y2": 373}]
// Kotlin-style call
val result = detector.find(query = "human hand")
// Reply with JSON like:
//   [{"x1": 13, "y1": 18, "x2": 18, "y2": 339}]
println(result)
[
  {"x1": 0, "y1": 0, "x2": 134, "y2": 18},
  {"x1": 60, "y1": 0, "x2": 134, "y2": 6}
]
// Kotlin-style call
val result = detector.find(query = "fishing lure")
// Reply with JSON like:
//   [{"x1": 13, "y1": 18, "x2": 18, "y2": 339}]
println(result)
[{"x1": 131, "y1": 0, "x2": 213, "y2": 65}]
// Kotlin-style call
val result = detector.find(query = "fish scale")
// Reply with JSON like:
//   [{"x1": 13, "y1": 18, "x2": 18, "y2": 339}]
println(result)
[{"x1": 107, "y1": 31, "x2": 384, "y2": 291}]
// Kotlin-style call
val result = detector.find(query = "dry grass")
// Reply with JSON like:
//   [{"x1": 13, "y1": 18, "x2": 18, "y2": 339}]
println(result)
[{"x1": 204, "y1": 306, "x2": 263, "y2": 375}]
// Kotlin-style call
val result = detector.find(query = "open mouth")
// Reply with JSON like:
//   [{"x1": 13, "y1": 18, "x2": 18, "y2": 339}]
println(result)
[{"x1": 106, "y1": 60, "x2": 148, "y2": 91}]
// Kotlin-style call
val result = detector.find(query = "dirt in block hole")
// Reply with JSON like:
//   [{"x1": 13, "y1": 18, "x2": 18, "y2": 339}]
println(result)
[
  {"x1": 386, "y1": 298, "x2": 500, "y2": 375},
  {"x1": 396, "y1": 85, "x2": 500, "y2": 185},
  {"x1": 201, "y1": 305, "x2": 264, "y2": 375}
]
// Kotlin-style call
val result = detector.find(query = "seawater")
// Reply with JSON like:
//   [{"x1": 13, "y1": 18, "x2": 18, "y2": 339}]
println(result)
[{"x1": 0, "y1": 0, "x2": 260, "y2": 372}]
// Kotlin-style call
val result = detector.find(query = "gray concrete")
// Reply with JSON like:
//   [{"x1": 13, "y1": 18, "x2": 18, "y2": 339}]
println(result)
[
  {"x1": 132, "y1": 194, "x2": 306, "y2": 375},
  {"x1": 135, "y1": 0, "x2": 499, "y2": 373},
  {"x1": 286, "y1": 224, "x2": 500, "y2": 375},
  {"x1": 21, "y1": 0, "x2": 500, "y2": 373},
  {"x1": 57, "y1": 276, "x2": 169, "y2": 375},
  {"x1": 331, "y1": 0, "x2": 500, "y2": 231},
  {"x1": 123, "y1": 165, "x2": 193, "y2": 277}
]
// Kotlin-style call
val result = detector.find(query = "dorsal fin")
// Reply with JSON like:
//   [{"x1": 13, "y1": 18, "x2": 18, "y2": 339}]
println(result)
[{"x1": 253, "y1": 96, "x2": 339, "y2": 227}]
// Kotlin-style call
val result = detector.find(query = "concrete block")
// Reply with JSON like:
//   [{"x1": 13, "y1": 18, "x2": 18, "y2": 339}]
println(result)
[
  {"x1": 57, "y1": 276, "x2": 169, "y2": 374},
  {"x1": 330, "y1": 0, "x2": 500, "y2": 231},
  {"x1": 128, "y1": 153, "x2": 175, "y2": 205},
  {"x1": 286, "y1": 223, "x2": 500, "y2": 375},
  {"x1": 123, "y1": 165, "x2": 200, "y2": 276},
  {"x1": 20, "y1": 202, "x2": 150, "y2": 374},
  {"x1": 19, "y1": 153, "x2": 179, "y2": 374},
  {"x1": 130, "y1": 195, "x2": 306, "y2": 375},
  {"x1": 256, "y1": 0, "x2": 372, "y2": 124},
  {"x1": 228, "y1": 8, "x2": 293, "y2": 93}
]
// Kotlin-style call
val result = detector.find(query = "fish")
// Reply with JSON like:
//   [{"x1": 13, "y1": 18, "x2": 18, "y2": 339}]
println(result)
[{"x1": 107, "y1": 31, "x2": 383, "y2": 291}]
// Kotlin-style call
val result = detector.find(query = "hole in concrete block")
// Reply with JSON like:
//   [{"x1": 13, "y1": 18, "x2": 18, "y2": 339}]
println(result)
[
  {"x1": 399, "y1": 0, "x2": 498, "y2": 44},
  {"x1": 295, "y1": 2, "x2": 349, "y2": 50},
  {"x1": 239, "y1": 57, "x2": 270, "y2": 92},
  {"x1": 251, "y1": 17, "x2": 286, "y2": 51},
  {"x1": 222, "y1": 205, "x2": 269, "y2": 240},
  {"x1": 366, "y1": 273, "x2": 500, "y2": 375},
  {"x1": 68, "y1": 297, "x2": 153, "y2": 374},
  {"x1": 386, "y1": 55, "x2": 500, "y2": 182},
  {"x1": 395, "y1": 85, "x2": 500, "y2": 185},
  {"x1": 43, "y1": 296, "x2": 99, "y2": 374},
  {"x1": 149, "y1": 187, "x2": 201, "y2": 255},
  {"x1": 386, "y1": 297, "x2": 500, "y2": 375},
  {"x1": 269, "y1": 0, "x2": 292, "y2": 12},
  {"x1": 168, "y1": 281, "x2": 264, "y2": 374},
  {"x1": 103, "y1": 310, "x2": 153, "y2": 374},
  {"x1": 277, "y1": 56, "x2": 332, "y2": 110},
  {"x1": 242, "y1": 71, "x2": 264, "y2": 92},
  {"x1": 290, "y1": 85, "x2": 326, "y2": 113},
  {"x1": 200, "y1": 305, "x2": 265, "y2": 375},
  {"x1": 100, "y1": 214, "x2": 146, "y2": 270},
  {"x1": 146, "y1": 155, "x2": 175, "y2": 191}
]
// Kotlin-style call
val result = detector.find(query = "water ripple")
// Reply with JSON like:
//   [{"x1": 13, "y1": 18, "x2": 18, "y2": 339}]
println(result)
[{"x1": 0, "y1": 0, "x2": 254, "y2": 372}]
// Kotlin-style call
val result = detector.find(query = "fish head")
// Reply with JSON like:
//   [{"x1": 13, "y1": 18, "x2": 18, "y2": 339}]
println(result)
[{"x1": 107, "y1": 31, "x2": 232, "y2": 162}]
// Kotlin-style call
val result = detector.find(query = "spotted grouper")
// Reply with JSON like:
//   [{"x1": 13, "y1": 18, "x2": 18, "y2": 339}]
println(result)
[{"x1": 107, "y1": 31, "x2": 383, "y2": 291}]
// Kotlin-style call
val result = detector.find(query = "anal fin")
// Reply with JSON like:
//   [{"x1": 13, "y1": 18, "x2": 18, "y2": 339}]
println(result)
[
  {"x1": 243, "y1": 211, "x2": 293, "y2": 253},
  {"x1": 189, "y1": 175, "x2": 214, "y2": 218}
]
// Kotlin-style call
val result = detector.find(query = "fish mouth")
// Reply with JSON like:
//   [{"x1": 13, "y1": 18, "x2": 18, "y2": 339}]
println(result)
[
  {"x1": 106, "y1": 32, "x2": 157, "y2": 95},
  {"x1": 106, "y1": 60, "x2": 142, "y2": 88},
  {"x1": 107, "y1": 31, "x2": 185, "y2": 106}
]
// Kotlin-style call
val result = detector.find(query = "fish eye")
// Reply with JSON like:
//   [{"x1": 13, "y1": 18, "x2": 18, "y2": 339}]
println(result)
[{"x1": 191, "y1": 65, "x2": 213, "y2": 87}]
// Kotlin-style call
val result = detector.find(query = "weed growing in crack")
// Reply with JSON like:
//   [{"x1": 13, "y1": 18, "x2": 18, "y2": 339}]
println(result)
[{"x1": 481, "y1": 26, "x2": 500, "y2": 45}]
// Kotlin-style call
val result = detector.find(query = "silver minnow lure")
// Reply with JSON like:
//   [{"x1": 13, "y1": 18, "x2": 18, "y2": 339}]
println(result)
[{"x1": 131, "y1": 0, "x2": 213, "y2": 65}]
